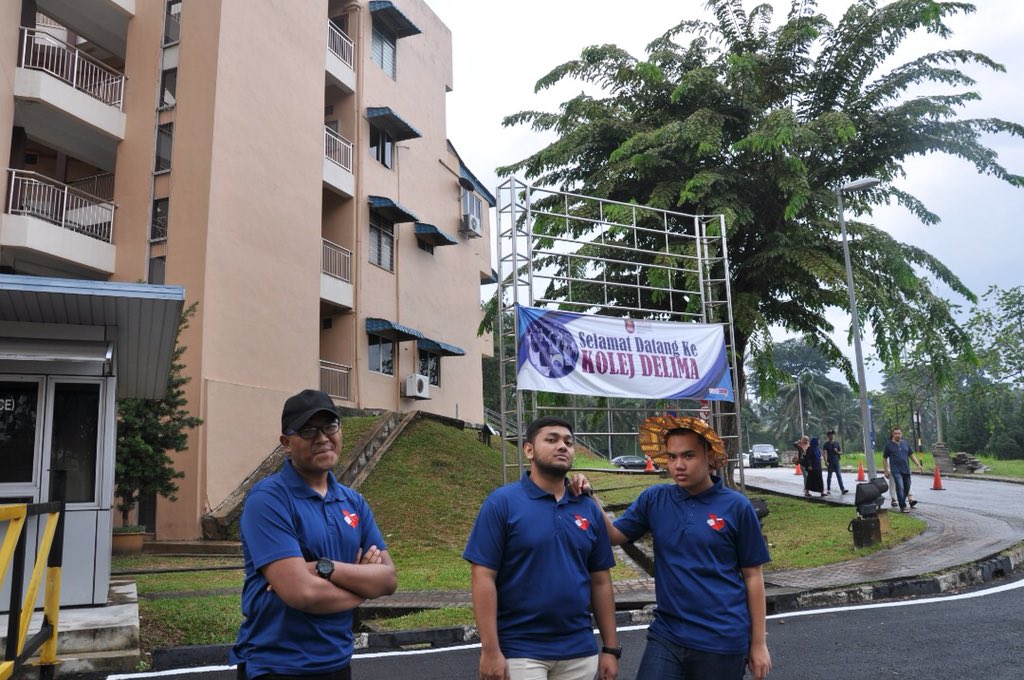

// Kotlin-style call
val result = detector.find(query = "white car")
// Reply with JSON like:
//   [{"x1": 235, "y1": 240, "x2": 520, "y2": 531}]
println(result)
[{"x1": 749, "y1": 444, "x2": 780, "y2": 468}]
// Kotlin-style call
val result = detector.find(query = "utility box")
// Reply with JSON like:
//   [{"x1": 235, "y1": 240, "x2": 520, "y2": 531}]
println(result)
[{"x1": 851, "y1": 516, "x2": 882, "y2": 548}]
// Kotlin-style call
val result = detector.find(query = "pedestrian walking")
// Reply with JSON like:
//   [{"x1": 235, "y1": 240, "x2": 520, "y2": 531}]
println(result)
[
  {"x1": 230, "y1": 389, "x2": 397, "y2": 680},
  {"x1": 464, "y1": 416, "x2": 619, "y2": 680},
  {"x1": 883, "y1": 427, "x2": 925, "y2": 512},
  {"x1": 824, "y1": 430, "x2": 848, "y2": 494},
  {"x1": 803, "y1": 437, "x2": 826, "y2": 497},
  {"x1": 795, "y1": 435, "x2": 810, "y2": 495},
  {"x1": 573, "y1": 416, "x2": 771, "y2": 680}
]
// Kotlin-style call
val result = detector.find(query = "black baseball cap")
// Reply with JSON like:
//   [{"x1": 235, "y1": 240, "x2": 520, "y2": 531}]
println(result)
[{"x1": 281, "y1": 389, "x2": 340, "y2": 433}]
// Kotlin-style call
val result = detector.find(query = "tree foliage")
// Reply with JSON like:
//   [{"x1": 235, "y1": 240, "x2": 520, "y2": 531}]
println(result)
[
  {"x1": 490, "y1": 0, "x2": 1023, "y2": 404},
  {"x1": 115, "y1": 302, "x2": 202, "y2": 525}
]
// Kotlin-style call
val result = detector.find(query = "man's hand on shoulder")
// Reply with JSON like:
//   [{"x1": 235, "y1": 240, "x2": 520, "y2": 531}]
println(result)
[{"x1": 569, "y1": 472, "x2": 592, "y2": 497}]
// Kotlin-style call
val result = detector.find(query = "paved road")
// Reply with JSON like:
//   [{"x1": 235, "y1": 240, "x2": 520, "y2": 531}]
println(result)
[
  {"x1": 109, "y1": 575, "x2": 1024, "y2": 679},
  {"x1": 736, "y1": 466, "x2": 1024, "y2": 588}
]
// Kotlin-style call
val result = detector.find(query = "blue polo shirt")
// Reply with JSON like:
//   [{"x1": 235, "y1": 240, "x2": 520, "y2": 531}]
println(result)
[
  {"x1": 230, "y1": 460, "x2": 386, "y2": 677},
  {"x1": 463, "y1": 473, "x2": 615, "y2": 660},
  {"x1": 614, "y1": 476, "x2": 770, "y2": 655},
  {"x1": 884, "y1": 439, "x2": 914, "y2": 474}
]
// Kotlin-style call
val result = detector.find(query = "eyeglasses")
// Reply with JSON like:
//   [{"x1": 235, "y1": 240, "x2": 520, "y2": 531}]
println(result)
[{"x1": 288, "y1": 421, "x2": 341, "y2": 440}]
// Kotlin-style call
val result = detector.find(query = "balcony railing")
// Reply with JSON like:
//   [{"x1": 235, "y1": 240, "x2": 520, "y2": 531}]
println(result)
[
  {"x1": 19, "y1": 27, "x2": 125, "y2": 110},
  {"x1": 322, "y1": 238, "x2": 352, "y2": 282},
  {"x1": 319, "y1": 360, "x2": 352, "y2": 400},
  {"x1": 326, "y1": 21, "x2": 354, "y2": 69},
  {"x1": 68, "y1": 172, "x2": 114, "y2": 201},
  {"x1": 324, "y1": 126, "x2": 353, "y2": 173},
  {"x1": 5, "y1": 169, "x2": 115, "y2": 243}
]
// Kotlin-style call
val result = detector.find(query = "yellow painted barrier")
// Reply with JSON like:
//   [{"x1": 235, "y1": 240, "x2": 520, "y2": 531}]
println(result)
[{"x1": 0, "y1": 499, "x2": 65, "y2": 680}]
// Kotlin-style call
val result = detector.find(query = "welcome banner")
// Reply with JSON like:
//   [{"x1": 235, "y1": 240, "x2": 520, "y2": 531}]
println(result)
[{"x1": 515, "y1": 305, "x2": 734, "y2": 401}]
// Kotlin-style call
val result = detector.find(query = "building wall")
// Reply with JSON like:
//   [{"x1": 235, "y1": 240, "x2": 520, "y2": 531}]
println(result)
[{"x1": 1, "y1": 0, "x2": 492, "y2": 539}]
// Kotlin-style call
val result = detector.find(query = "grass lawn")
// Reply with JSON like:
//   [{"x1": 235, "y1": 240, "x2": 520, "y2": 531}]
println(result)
[{"x1": 120, "y1": 416, "x2": 929, "y2": 664}]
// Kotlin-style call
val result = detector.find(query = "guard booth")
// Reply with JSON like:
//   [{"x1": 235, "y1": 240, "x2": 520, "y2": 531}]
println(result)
[{"x1": 0, "y1": 275, "x2": 184, "y2": 608}]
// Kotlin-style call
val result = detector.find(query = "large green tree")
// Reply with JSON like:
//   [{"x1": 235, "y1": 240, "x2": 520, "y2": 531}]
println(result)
[{"x1": 489, "y1": 0, "x2": 1022, "y2": 406}]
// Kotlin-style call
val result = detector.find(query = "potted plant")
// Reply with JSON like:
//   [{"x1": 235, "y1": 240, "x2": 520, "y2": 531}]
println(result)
[
  {"x1": 111, "y1": 524, "x2": 148, "y2": 555},
  {"x1": 114, "y1": 303, "x2": 202, "y2": 546}
]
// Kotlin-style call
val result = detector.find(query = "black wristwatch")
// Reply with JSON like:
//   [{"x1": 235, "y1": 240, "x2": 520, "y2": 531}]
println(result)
[
  {"x1": 601, "y1": 645, "x2": 622, "y2": 659},
  {"x1": 315, "y1": 557, "x2": 335, "y2": 580}
]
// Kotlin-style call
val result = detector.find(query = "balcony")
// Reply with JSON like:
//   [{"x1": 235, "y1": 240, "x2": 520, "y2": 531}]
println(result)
[
  {"x1": 325, "y1": 21, "x2": 355, "y2": 94},
  {"x1": 321, "y1": 238, "x2": 353, "y2": 310},
  {"x1": 14, "y1": 27, "x2": 126, "y2": 170},
  {"x1": 35, "y1": 0, "x2": 133, "y2": 59},
  {"x1": 323, "y1": 126, "x2": 355, "y2": 198},
  {"x1": 319, "y1": 360, "x2": 352, "y2": 401},
  {"x1": 1, "y1": 169, "x2": 116, "y2": 276}
]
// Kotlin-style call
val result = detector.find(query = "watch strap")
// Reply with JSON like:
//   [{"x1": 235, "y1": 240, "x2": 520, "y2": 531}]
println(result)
[{"x1": 601, "y1": 645, "x2": 622, "y2": 659}]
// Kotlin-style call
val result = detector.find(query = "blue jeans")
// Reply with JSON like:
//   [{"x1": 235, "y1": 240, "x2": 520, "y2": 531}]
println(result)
[
  {"x1": 637, "y1": 634, "x2": 747, "y2": 680},
  {"x1": 891, "y1": 471, "x2": 911, "y2": 509},
  {"x1": 826, "y1": 458, "x2": 845, "y2": 492}
]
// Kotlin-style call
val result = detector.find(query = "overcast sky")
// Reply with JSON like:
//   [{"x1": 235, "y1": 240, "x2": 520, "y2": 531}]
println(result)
[{"x1": 427, "y1": 0, "x2": 1023, "y2": 386}]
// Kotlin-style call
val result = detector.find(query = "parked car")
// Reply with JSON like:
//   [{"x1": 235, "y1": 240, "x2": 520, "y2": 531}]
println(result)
[
  {"x1": 749, "y1": 444, "x2": 780, "y2": 468},
  {"x1": 611, "y1": 455, "x2": 649, "y2": 470}
]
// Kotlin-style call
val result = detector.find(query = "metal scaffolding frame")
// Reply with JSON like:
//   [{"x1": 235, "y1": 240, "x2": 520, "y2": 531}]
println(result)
[{"x1": 494, "y1": 179, "x2": 745, "y2": 487}]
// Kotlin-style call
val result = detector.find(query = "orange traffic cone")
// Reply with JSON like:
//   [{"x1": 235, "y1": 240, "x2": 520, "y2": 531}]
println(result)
[
  {"x1": 857, "y1": 461, "x2": 865, "y2": 482},
  {"x1": 794, "y1": 463, "x2": 802, "y2": 476},
  {"x1": 931, "y1": 465, "x2": 945, "y2": 490},
  {"x1": 644, "y1": 456, "x2": 654, "y2": 472}
]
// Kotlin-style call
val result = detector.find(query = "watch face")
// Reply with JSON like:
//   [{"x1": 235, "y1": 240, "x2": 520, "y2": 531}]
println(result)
[{"x1": 316, "y1": 558, "x2": 334, "y2": 578}]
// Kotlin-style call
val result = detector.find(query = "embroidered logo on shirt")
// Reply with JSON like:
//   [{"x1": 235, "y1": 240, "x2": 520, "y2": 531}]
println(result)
[
  {"x1": 342, "y1": 509, "x2": 359, "y2": 528},
  {"x1": 706, "y1": 513, "x2": 726, "y2": 531},
  {"x1": 574, "y1": 514, "x2": 590, "y2": 530}
]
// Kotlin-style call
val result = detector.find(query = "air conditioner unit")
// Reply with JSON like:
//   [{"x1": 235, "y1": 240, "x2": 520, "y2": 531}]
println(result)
[
  {"x1": 460, "y1": 213, "x2": 482, "y2": 237},
  {"x1": 402, "y1": 373, "x2": 431, "y2": 399}
]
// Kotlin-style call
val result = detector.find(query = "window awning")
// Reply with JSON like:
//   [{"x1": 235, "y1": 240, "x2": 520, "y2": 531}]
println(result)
[
  {"x1": 369, "y1": 1, "x2": 422, "y2": 39},
  {"x1": 480, "y1": 268, "x2": 498, "y2": 285},
  {"x1": 418, "y1": 338, "x2": 465, "y2": 357},
  {"x1": 367, "y1": 107, "x2": 421, "y2": 141},
  {"x1": 369, "y1": 195, "x2": 419, "y2": 223},
  {"x1": 414, "y1": 223, "x2": 458, "y2": 247},
  {"x1": 366, "y1": 317, "x2": 424, "y2": 342}
]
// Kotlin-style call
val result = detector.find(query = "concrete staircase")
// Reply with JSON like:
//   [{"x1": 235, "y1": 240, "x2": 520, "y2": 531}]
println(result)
[{"x1": 202, "y1": 410, "x2": 418, "y2": 538}]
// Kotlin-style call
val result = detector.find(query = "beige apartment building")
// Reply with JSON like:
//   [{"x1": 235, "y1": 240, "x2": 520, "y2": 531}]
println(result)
[{"x1": 0, "y1": 0, "x2": 494, "y2": 540}]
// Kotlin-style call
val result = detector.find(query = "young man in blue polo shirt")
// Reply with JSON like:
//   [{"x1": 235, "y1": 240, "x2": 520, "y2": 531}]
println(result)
[
  {"x1": 464, "y1": 416, "x2": 620, "y2": 680},
  {"x1": 575, "y1": 416, "x2": 771, "y2": 680},
  {"x1": 230, "y1": 389, "x2": 397, "y2": 679}
]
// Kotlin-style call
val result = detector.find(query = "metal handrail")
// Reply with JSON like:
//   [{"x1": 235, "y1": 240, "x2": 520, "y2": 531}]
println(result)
[
  {"x1": 324, "y1": 126, "x2": 353, "y2": 172},
  {"x1": 319, "y1": 360, "x2": 352, "y2": 400},
  {"x1": 321, "y1": 238, "x2": 352, "y2": 282},
  {"x1": 5, "y1": 168, "x2": 115, "y2": 243},
  {"x1": 326, "y1": 21, "x2": 354, "y2": 68},
  {"x1": 20, "y1": 27, "x2": 125, "y2": 110},
  {"x1": 68, "y1": 172, "x2": 114, "y2": 201}
]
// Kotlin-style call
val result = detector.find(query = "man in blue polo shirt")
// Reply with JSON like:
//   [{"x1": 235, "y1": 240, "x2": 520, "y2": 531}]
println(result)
[
  {"x1": 575, "y1": 416, "x2": 771, "y2": 680},
  {"x1": 464, "y1": 416, "x2": 620, "y2": 680},
  {"x1": 230, "y1": 389, "x2": 397, "y2": 680},
  {"x1": 883, "y1": 427, "x2": 924, "y2": 513}
]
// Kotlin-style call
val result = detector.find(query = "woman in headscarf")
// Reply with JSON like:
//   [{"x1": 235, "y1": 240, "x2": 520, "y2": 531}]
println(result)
[{"x1": 803, "y1": 436, "x2": 826, "y2": 497}]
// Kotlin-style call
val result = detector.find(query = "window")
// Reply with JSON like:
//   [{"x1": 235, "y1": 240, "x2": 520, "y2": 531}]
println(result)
[
  {"x1": 418, "y1": 349, "x2": 441, "y2": 387},
  {"x1": 148, "y1": 256, "x2": 166, "y2": 285},
  {"x1": 151, "y1": 198, "x2": 168, "y2": 241},
  {"x1": 155, "y1": 123, "x2": 173, "y2": 172},
  {"x1": 49, "y1": 383, "x2": 100, "y2": 503},
  {"x1": 368, "y1": 334, "x2": 394, "y2": 375},
  {"x1": 462, "y1": 190, "x2": 483, "y2": 221},
  {"x1": 370, "y1": 125, "x2": 393, "y2": 168},
  {"x1": 371, "y1": 23, "x2": 397, "y2": 78},
  {"x1": 0, "y1": 381, "x2": 39, "y2": 484},
  {"x1": 417, "y1": 239, "x2": 434, "y2": 255},
  {"x1": 369, "y1": 212, "x2": 394, "y2": 271},
  {"x1": 159, "y1": 68, "x2": 177, "y2": 109},
  {"x1": 163, "y1": 0, "x2": 181, "y2": 45}
]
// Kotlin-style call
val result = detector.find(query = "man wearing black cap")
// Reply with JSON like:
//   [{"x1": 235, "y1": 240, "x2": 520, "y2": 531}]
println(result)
[{"x1": 230, "y1": 389, "x2": 396, "y2": 679}]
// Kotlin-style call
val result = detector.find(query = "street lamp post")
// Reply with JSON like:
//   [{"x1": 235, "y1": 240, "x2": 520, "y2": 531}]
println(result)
[
  {"x1": 796, "y1": 378, "x2": 804, "y2": 436},
  {"x1": 837, "y1": 177, "x2": 881, "y2": 479}
]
